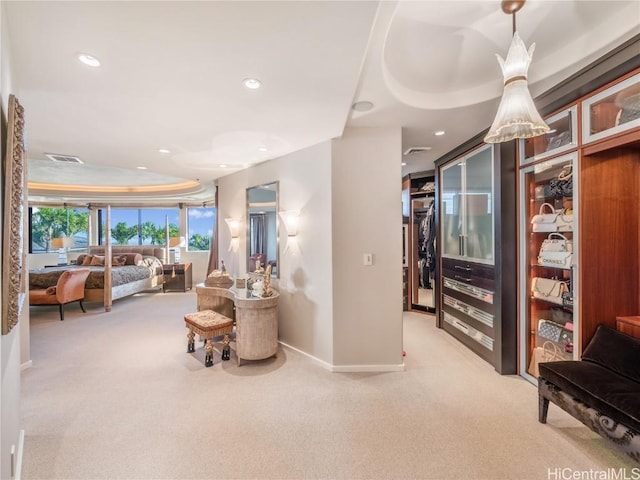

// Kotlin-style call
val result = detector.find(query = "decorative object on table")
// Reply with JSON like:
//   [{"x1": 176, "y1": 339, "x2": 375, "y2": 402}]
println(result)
[
  {"x1": 531, "y1": 277, "x2": 568, "y2": 305},
  {"x1": 531, "y1": 203, "x2": 572, "y2": 232},
  {"x1": 235, "y1": 278, "x2": 246, "y2": 289},
  {"x1": 254, "y1": 259, "x2": 264, "y2": 273},
  {"x1": 204, "y1": 260, "x2": 233, "y2": 288},
  {"x1": 262, "y1": 265, "x2": 273, "y2": 297},
  {"x1": 221, "y1": 335, "x2": 231, "y2": 361}
]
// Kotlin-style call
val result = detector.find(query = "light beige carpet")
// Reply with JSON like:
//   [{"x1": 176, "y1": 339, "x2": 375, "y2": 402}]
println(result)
[{"x1": 22, "y1": 292, "x2": 636, "y2": 479}]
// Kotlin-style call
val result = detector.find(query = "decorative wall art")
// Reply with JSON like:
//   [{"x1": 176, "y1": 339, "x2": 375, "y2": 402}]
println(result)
[{"x1": 2, "y1": 95, "x2": 27, "y2": 335}]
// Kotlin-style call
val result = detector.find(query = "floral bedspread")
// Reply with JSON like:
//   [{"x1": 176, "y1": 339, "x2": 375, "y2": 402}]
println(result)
[{"x1": 29, "y1": 256, "x2": 163, "y2": 289}]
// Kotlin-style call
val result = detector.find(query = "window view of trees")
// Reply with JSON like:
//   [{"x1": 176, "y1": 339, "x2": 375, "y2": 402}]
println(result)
[
  {"x1": 100, "y1": 208, "x2": 180, "y2": 245},
  {"x1": 187, "y1": 207, "x2": 216, "y2": 251},
  {"x1": 30, "y1": 207, "x2": 89, "y2": 252},
  {"x1": 30, "y1": 206, "x2": 217, "y2": 253}
]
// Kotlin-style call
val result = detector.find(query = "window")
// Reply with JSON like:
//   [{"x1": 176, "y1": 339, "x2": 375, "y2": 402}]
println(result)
[
  {"x1": 187, "y1": 206, "x2": 216, "y2": 251},
  {"x1": 98, "y1": 208, "x2": 179, "y2": 245},
  {"x1": 29, "y1": 206, "x2": 89, "y2": 253}
]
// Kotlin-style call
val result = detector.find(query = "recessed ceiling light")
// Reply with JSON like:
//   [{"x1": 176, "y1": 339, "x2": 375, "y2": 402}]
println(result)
[
  {"x1": 258, "y1": 146, "x2": 268, "y2": 152},
  {"x1": 434, "y1": 130, "x2": 446, "y2": 136},
  {"x1": 218, "y1": 164, "x2": 228, "y2": 168},
  {"x1": 401, "y1": 162, "x2": 407, "y2": 166},
  {"x1": 158, "y1": 148, "x2": 170, "y2": 154},
  {"x1": 243, "y1": 78, "x2": 262, "y2": 90},
  {"x1": 352, "y1": 101, "x2": 374, "y2": 112},
  {"x1": 77, "y1": 53, "x2": 101, "y2": 67},
  {"x1": 136, "y1": 166, "x2": 148, "y2": 170}
]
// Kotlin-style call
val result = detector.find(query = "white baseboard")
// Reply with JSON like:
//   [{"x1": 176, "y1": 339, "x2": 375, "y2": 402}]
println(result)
[
  {"x1": 14, "y1": 429, "x2": 24, "y2": 480},
  {"x1": 331, "y1": 363, "x2": 405, "y2": 373},
  {"x1": 20, "y1": 360, "x2": 32, "y2": 371},
  {"x1": 278, "y1": 341, "x2": 333, "y2": 371},
  {"x1": 278, "y1": 341, "x2": 405, "y2": 373}
]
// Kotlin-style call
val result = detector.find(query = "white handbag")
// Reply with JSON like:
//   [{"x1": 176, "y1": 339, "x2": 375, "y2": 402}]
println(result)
[
  {"x1": 532, "y1": 277, "x2": 568, "y2": 305},
  {"x1": 531, "y1": 203, "x2": 573, "y2": 232},
  {"x1": 538, "y1": 233, "x2": 573, "y2": 268}
]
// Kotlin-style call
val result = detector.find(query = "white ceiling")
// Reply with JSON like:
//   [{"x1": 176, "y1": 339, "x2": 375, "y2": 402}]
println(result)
[{"x1": 4, "y1": 0, "x2": 640, "y2": 203}]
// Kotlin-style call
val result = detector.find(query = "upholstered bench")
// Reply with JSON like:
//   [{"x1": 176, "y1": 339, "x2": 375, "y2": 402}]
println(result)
[{"x1": 184, "y1": 310, "x2": 234, "y2": 367}]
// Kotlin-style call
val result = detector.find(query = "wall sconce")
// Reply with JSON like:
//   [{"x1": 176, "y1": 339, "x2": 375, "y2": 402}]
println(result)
[
  {"x1": 279, "y1": 211, "x2": 299, "y2": 236},
  {"x1": 225, "y1": 218, "x2": 241, "y2": 238},
  {"x1": 225, "y1": 218, "x2": 241, "y2": 252},
  {"x1": 169, "y1": 236, "x2": 186, "y2": 263},
  {"x1": 51, "y1": 236, "x2": 73, "y2": 265}
]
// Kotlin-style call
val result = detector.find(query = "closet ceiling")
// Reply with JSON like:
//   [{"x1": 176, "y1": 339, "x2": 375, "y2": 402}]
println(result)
[{"x1": 5, "y1": 0, "x2": 639, "y2": 203}]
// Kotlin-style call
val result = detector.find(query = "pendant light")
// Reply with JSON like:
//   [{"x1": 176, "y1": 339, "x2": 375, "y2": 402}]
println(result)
[{"x1": 484, "y1": 0, "x2": 549, "y2": 143}]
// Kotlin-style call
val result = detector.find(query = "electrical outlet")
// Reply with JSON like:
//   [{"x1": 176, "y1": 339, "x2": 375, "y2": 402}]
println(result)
[{"x1": 363, "y1": 253, "x2": 373, "y2": 266}]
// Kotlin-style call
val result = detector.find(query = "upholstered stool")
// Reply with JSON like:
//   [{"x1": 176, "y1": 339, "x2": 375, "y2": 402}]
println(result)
[{"x1": 184, "y1": 310, "x2": 234, "y2": 367}]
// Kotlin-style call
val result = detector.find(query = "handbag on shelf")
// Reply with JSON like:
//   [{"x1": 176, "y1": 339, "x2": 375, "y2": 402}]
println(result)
[
  {"x1": 546, "y1": 164, "x2": 573, "y2": 198},
  {"x1": 562, "y1": 290, "x2": 574, "y2": 308},
  {"x1": 539, "y1": 233, "x2": 573, "y2": 253},
  {"x1": 531, "y1": 203, "x2": 573, "y2": 232},
  {"x1": 537, "y1": 319, "x2": 573, "y2": 345},
  {"x1": 532, "y1": 277, "x2": 568, "y2": 305},
  {"x1": 538, "y1": 233, "x2": 573, "y2": 268},
  {"x1": 528, "y1": 341, "x2": 567, "y2": 377}
]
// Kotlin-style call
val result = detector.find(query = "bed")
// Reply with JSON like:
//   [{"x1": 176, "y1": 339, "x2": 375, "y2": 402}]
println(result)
[{"x1": 29, "y1": 246, "x2": 166, "y2": 311}]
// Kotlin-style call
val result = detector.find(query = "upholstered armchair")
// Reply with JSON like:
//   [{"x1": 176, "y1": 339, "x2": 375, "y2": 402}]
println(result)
[{"x1": 29, "y1": 269, "x2": 91, "y2": 321}]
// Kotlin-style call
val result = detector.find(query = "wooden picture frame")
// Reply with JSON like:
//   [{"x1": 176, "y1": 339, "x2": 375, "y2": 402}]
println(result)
[{"x1": 2, "y1": 95, "x2": 26, "y2": 335}]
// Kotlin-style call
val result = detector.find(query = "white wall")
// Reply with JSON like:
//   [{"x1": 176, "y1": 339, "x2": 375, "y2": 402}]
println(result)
[
  {"x1": 1, "y1": 4, "x2": 25, "y2": 477},
  {"x1": 217, "y1": 142, "x2": 335, "y2": 365},
  {"x1": 217, "y1": 129, "x2": 404, "y2": 371},
  {"x1": 331, "y1": 127, "x2": 404, "y2": 370}
]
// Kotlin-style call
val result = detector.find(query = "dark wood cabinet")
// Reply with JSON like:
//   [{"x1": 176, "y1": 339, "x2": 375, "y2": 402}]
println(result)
[
  {"x1": 435, "y1": 141, "x2": 517, "y2": 375},
  {"x1": 163, "y1": 263, "x2": 193, "y2": 292}
]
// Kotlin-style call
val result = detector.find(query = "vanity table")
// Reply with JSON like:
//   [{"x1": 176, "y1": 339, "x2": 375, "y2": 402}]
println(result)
[{"x1": 195, "y1": 283, "x2": 279, "y2": 365}]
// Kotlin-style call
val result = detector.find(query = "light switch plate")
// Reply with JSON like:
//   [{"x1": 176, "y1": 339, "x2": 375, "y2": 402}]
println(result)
[{"x1": 363, "y1": 253, "x2": 373, "y2": 266}]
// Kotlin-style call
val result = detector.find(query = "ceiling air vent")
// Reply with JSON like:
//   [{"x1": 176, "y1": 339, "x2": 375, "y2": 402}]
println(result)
[
  {"x1": 45, "y1": 153, "x2": 84, "y2": 164},
  {"x1": 403, "y1": 147, "x2": 432, "y2": 155}
]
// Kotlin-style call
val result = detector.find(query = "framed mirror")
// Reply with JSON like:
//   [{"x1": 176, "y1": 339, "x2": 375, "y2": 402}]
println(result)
[{"x1": 246, "y1": 181, "x2": 278, "y2": 278}]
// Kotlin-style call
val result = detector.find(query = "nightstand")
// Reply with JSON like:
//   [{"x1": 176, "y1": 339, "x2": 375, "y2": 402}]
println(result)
[
  {"x1": 616, "y1": 316, "x2": 640, "y2": 339},
  {"x1": 163, "y1": 263, "x2": 193, "y2": 292}
]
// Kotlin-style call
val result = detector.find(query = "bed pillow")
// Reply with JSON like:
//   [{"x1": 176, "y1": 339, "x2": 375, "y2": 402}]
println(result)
[
  {"x1": 111, "y1": 256, "x2": 127, "y2": 266},
  {"x1": 46, "y1": 286, "x2": 57, "y2": 295},
  {"x1": 75, "y1": 254, "x2": 87, "y2": 265},
  {"x1": 90, "y1": 255, "x2": 105, "y2": 266},
  {"x1": 120, "y1": 253, "x2": 143, "y2": 266},
  {"x1": 82, "y1": 255, "x2": 94, "y2": 266}
]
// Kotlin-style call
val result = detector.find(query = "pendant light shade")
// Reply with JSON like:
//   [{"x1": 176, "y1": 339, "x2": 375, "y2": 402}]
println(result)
[{"x1": 484, "y1": 32, "x2": 549, "y2": 143}]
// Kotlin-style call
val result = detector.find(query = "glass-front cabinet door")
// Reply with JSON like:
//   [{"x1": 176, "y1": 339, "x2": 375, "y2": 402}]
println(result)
[
  {"x1": 520, "y1": 106, "x2": 577, "y2": 165},
  {"x1": 519, "y1": 152, "x2": 579, "y2": 384},
  {"x1": 440, "y1": 144, "x2": 494, "y2": 265}
]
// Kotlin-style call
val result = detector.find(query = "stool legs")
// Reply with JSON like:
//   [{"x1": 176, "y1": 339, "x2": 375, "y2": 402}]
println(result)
[
  {"x1": 204, "y1": 339, "x2": 214, "y2": 367},
  {"x1": 187, "y1": 329, "x2": 195, "y2": 353}
]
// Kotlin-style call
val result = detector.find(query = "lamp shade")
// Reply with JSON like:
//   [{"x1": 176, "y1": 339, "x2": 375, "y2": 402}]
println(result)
[
  {"x1": 51, "y1": 236, "x2": 73, "y2": 249},
  {"x1": 484, "y1": 32, "x2": 549, "y2": 143},
  {"x1": 169, "y1": 236, "x2": 186, "y2": 248},
  {"x1": 279, "y1": 211, "x2": 299, "y2": 236},
  {"x1": 225, "y1": 218, "x2": 241, "y2": 238}
]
